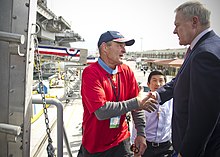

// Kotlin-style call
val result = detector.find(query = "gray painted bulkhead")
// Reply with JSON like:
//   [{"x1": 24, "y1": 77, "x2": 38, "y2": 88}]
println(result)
[{"x1": 0, "y1": 0, "x2": 37, "y2": 156}]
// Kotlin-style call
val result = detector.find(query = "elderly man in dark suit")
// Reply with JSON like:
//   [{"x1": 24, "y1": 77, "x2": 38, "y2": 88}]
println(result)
[{"x1": 153, "y1": 1, "x2": 220, "y2": 157}]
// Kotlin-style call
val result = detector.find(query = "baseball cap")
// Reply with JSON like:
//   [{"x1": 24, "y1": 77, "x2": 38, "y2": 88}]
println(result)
[{"x1": 97, "y1": 31, "x2": 135, "y2": 48}]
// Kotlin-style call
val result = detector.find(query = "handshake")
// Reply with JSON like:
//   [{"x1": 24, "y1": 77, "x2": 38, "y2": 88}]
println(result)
[{"x1": 136, "y1": 90, "x2": 158, "y2": 112}]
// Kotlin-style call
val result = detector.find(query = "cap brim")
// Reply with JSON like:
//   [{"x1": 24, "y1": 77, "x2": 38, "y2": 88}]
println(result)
[{"x1": 113, "y1": 38, "x2": 135, "y2": 46}]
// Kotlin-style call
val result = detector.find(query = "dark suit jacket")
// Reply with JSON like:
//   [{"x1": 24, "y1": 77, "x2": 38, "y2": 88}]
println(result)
[{"x1": 157, "y1": 30, "x2": 220, "y2": 157}]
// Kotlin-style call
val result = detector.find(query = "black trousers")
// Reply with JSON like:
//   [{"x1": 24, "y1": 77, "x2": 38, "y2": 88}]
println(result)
[
  {"x1": 77, "y1": 138, "x2": 133, "y2": 157},
  {"x1": 142, "y1": 141, "x2": 174, "y2": 157}
]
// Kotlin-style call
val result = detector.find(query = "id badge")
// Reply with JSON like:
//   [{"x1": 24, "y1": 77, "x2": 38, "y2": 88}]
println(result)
[{"x1": 110, "y1": 116, "x2": 120, "y2": 128}]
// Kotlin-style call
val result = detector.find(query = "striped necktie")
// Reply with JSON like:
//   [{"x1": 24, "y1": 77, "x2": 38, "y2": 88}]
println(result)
[
  {"x1": 176, "y1": 47, "x2": 192, "y2": 79},
  {"x1": 184, "y1": 47, "x2": 191, "y2": 59}
]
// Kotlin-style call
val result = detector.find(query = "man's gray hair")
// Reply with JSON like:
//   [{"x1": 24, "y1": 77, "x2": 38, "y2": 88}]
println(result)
[{"x1": 175, "y1": 1, "x2": 211, "y2": 27}]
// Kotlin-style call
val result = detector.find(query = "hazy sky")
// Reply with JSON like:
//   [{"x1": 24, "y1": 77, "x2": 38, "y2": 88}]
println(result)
[{"x1": 48, "y1": 0, "x2": 219, "y2": 53}]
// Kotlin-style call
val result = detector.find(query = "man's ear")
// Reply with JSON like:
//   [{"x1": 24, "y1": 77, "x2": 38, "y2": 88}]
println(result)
[{"x1": 192, "y1": 16, "x2": 199, "y2": 28}]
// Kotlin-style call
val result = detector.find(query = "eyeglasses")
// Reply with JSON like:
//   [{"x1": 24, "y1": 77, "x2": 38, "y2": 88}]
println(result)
[{"x1": 130, "y1": 144, "x2": 139, "y2": 154}]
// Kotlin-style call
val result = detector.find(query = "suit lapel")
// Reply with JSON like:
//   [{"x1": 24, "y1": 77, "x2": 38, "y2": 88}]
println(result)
[{"x1": 174, "y1": 30, "x2": 215, "y2": 85}]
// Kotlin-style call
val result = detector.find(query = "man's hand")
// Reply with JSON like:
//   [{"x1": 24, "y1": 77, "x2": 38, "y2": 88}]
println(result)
[
  {"x1": 134, "y1": 153, "x2": 142, "y2": 157},
  {"x1": 134, "y1": 135, "x2": 147, "y2": 156},
  {"x1": 136, "y1": 90, "x2": 157, "y2": 112},
  {"x1": 149, "y1": 91, "x2": 158, "y2": 100},
  {"x1": 178, "y1": 153, "x2": 182, "y2": 157}
]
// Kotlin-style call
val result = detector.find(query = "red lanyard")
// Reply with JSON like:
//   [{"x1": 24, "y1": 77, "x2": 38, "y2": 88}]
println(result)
[{"x1": 107, "y1": 74, "x2": 120, "y2": 102}]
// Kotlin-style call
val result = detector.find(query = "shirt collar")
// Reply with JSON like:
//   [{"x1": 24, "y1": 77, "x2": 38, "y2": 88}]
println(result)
[
  {"x1": 98, "y1": 58, "x2": 118, "y2": 74},
  {"x1": 190, "y1": 28, "x2": 212, "y2": 50}
]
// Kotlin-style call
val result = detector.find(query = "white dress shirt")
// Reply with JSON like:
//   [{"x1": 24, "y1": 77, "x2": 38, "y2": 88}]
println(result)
[
  {"x1": 144, "y1": 99, "x2": 173, "y2": 143},
  {"x1": 131, "y1": 99, "x2": 173, "y2": 143}
]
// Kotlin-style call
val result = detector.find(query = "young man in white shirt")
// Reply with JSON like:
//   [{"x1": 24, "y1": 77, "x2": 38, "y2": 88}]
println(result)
[{"x1": 131, "y1": 70, "x2": 174, "y2": 157}]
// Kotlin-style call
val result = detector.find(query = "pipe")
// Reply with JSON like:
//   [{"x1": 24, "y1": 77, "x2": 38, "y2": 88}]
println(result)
[
  {"x1": 0, "y1": 31, "x2": 25, "y2": 44},
  {"x1": 0, "y1": 123, "x2": 21, "y2": 136}
]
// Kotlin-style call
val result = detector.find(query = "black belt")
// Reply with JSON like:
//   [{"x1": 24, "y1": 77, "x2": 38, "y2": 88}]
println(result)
[{"x1": 146, "y1": 140, "x2": 171, "y2": 147}]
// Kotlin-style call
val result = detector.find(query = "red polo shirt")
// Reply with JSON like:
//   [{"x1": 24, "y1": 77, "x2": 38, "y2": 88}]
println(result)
[{"x1": 81, "y1": 62, "x2": 139, "y2": 153}]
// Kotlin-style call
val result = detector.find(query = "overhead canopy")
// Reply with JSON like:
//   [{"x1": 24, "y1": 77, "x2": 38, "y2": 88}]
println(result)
[
  {"x1": 168, "y1": 59, "x2": 184, "y2": 67},
  {"x1": 145, "y1": 58, "x2": 183, "y2": 67},
  {"x1": 153, "y1": 59, "x2": 175, "y2": 65}
]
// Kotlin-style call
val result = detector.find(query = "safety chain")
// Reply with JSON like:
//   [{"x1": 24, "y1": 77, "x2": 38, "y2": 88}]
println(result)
[{"x1": 33, "y1": 33, "x2": 55, "y2": 157}]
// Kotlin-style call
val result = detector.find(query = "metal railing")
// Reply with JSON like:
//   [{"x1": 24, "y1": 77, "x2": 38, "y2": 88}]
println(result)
[
  {"x1": 0, "y1": 123, "x2": 21, "y2": 142},
  {"x1": 0, "y1": 31, "x2": 25, "y2": 56},
  {"x1": 32, "y1": 96, "x2": 72, "y2": 157}
]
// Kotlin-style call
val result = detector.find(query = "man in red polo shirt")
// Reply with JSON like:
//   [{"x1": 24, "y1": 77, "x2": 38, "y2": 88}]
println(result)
[{"x1": 79, "y1": 31, "x2": 157, "y2": 157}]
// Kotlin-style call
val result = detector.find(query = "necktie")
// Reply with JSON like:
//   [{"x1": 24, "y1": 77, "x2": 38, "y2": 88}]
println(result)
[
  {"x1": 184, "y1": 47, "x2": 191, "y2": 59},
  {"x1": 176, "y1": 47, "x2": 192, "y2": 78}
]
